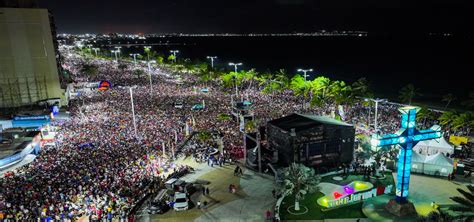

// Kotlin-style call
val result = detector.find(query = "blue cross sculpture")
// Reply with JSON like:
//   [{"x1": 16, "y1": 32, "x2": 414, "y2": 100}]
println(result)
[{"x1": 371, "y1": 106, "x2": 442, "y2": 203}]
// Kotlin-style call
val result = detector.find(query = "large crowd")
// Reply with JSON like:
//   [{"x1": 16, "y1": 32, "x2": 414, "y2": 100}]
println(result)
[{"x1": 0, "y1": 48, "x2": 466, "y2": 221}]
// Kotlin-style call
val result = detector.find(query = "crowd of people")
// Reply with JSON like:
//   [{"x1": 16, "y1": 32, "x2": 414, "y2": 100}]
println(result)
[{"x1": 0, "y1": 47, "x2": 466, "y2": 221}]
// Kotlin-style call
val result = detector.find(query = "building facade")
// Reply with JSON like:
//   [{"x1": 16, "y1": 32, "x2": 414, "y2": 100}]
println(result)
[{"x1": 0, "y1": 7, "x2": 65, "y2": 108}]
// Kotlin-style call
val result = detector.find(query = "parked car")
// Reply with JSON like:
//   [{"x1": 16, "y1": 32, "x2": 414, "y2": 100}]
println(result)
[
  {"x1": 148, "y1": 201, "x2": 170, "y2": 214},
  {"x1": 173, "y1": 192, "x2": 189, "y2": 211}
]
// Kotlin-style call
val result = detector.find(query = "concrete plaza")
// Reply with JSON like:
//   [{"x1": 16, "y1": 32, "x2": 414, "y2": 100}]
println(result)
[
  {"x1": 362, "y1": 172, "x2": 471, "y2": 221},
  {"x1": 139, "y1": 157, "x2": 275, "y2": 222}
]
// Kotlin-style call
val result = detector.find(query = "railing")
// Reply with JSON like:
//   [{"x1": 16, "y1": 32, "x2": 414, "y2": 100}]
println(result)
[{"x1": 0, "y1": 142, "x2": 37, "y2": 169}]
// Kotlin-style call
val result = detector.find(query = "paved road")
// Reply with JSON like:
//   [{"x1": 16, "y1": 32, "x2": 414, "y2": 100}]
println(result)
[{"x1": 195, "y1": 169, "x2": 275, "y2": 222}]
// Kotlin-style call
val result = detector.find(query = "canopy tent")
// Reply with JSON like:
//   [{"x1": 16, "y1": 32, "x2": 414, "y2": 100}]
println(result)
[
  {"x1": 413, "y1": 136, "x2": 453, "y2": 156},
  {"x1": 423, "y1": 152, "x2": 453, "y2": 177},
  {"x1": 410, "y1": 151, "x2": 426, "y2": 174}
]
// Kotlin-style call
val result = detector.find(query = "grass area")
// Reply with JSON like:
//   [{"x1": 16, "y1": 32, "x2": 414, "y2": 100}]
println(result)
[
  {"x1": 320, "y1": 172, "x2": 395, "y2": 188},
  {"x1": 280, "y1": 172, "x2": 395, "y2": 220},
  {"x1": 280, "y1": 192, "x2": 365, "y2": 220}
]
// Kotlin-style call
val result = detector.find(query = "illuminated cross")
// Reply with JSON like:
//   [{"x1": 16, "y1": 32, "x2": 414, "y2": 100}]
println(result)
[{"x1": 371, "y1": 106, "x2": 441, "y2": 203}]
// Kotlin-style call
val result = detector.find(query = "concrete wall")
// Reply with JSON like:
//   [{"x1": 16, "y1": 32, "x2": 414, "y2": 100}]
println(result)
[{"x1": 0, "y1": 7, "x2": 65, "y2": 107}]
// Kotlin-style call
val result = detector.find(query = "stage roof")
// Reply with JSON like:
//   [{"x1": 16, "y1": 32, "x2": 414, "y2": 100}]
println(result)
[{"x1": 268, "y1": 113, "x2": 353, "y2": 132}]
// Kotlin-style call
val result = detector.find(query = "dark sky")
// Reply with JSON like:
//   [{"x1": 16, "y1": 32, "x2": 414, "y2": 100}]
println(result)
[{"x1": 39, "y1": 0, "x2": 473, "y2": 34}]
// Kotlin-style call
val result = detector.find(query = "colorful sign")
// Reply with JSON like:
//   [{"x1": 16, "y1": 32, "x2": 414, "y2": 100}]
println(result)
[
  {"x1": 98, "y1": 80, "x2": 111, "y2": 91},
  {"x1": 449, "y1": 135, "x2": 468, "y2": 146},
  {"x1": 317, "y1": 181, "x2": 393, "y2": 209}
]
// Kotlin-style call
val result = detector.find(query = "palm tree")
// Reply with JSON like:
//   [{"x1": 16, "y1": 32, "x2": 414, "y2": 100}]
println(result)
[
  {"x1": 242, "y1": 69, "x2": 258, "y2": 91},
  {"x1": 461, "y1": 91, "x2": 474, "y2": 108},
  {"x1": 439, "y1": 111, "x2": 458, "y2": 127},
  {"x1": 310, "y1": 76, "x2": 331, "y2": 107},
  {"x1": 452, "y1": 112, "x2": 474, "y2": 135},
  {"x1": 274, "y1": 69, "x2": 290, "y2": 88},
  {"x1": 279, "y1": 163, "x2": 321, "y2": 211},
  {"x1": 290, "y1": 74, "x2": 311, "y2": 108},
  {"x1": 330, "y1": 80, "x2": 352, "y2": 105},
  {"x1": 442, "y1": 93, "x2": 456, "y2": 109},
  {"x1": 352, "y1": 77, "x2": 371, "y2": 98},
  {"x1": 133, "y1": 69, "x2": 145, "y2": 79},
  {"x1": 81, "y1": 63, "x2": 98, "y2": 76},
  {"x1": 449, "y1": 185, "x2": 474, "y2": 220},
  {"x1": 416, "y1": 107, "x2": 435, "y2": 128},
  {"x1": 399, "y1": 84, "x2": 421, "y2": 105}
]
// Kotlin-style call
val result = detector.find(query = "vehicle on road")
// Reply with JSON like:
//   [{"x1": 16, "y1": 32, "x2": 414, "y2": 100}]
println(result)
[{"x1": 173, "y1": 192, "x2": 189, "y2": 211}]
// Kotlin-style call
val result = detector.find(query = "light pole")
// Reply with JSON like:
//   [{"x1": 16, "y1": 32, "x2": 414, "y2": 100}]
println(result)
[
  {"x1": 297, "y1": 68, "x2": 313, "y2": 109},
  {"x1": 364, "y1": 98, "x2": 388, "y2": 134},
  {"x1": 229, "y1": 62, "x2": 242, "y2": 97},
  {"x1": 130, "y1": 53, "x2": 139, "y2": 64},
  {"x1": 111, "y1": 50, "x2": 118, "y2": 62},
  {"x1": 170, "y1": 50, "x2": 179, "y2": 63},
  {"x1": 297, "y1": 68, "x2": 313, "y2": 81},
  {"x1": 146, "y1": 60, "x2": 156, "y2": 95},
  {"x1": 86, "y1": 44, "x2": 93, "y2": 54},
  {"x1": 129, "y1": 87, "x2": 138, "y2": 138},
  {"x1": 206, "y1": 56, "x2": 217, "y2": 68},
  {"x1": 144, "y1": 46, "x2": 151, "y2": 61},
  {"x1": 115, "y1": 46, "x2": 122, "y2": 58},
  {"x1": 92, "y1": 48, "x2": 99, "y2": 56}
]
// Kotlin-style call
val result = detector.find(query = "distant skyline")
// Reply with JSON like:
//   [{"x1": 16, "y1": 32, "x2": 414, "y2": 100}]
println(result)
[{"x1": 39, "y1": 0, "x2": 473, "y2": 34}]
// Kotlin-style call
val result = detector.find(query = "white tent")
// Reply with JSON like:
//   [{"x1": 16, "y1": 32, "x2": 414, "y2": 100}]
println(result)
[
  {"x1": 413, "y1": 136, "x2": 454, "y2": 156},
  {"x1": 410, "y1": 151, "x2": 426, "y2": 174},
  {"x1": 422, "y1": 153, "x2": 454, "y2": 177}
]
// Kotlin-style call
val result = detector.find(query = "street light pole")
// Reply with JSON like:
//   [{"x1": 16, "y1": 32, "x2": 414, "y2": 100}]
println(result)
[
  {"x1": 297, "y1": 68, "x2": 313, "y2": 82},
  {"x1": 228, "y1": 62, "x2": 242, "y2": 97},
  {"x1": 92, "y1": 48, "x2": 99, "y2": 56},
  {"x1": 147, "y1": 60, "x2": 156, "y2": 95},
  {"x1": 364, "y1": 98, "x2": 387, "y2": 133},
  {"x1": 170, "y1": 50, "x2": 179, "y2": 63},
  {"x1": 206, "y1": 56, "x2": 217, "y2": 68},
  {"x1": 129, "y1": 87, "x2": 138, "y2": 138},
  {"x1": 115, "y1": 46, "x2": 122, "y2": 58},
  {"x1": 130, "y1": 53, "x2": 139, "y2": 64},
  {"x1": 297, "y1": 68, "x2": 313, "y2": 109},
  {"x1": 111, "y1": 50, "x2": 118, "y2": 62}
]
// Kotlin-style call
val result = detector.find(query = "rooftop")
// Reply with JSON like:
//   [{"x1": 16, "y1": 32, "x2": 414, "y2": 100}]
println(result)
[{"x1": 268, "y1": 113, "x2": 353, "y2": 132}]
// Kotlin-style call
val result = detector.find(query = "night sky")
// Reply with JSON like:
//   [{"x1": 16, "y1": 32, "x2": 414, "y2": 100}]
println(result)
[{"x1": 39, "y1": 0, "x2": 473, "y2": 34}]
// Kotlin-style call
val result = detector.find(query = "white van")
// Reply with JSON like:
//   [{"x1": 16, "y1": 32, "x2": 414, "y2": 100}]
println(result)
[{"x1": 173, "y1": 192, "x2": 189, "y2": 211}]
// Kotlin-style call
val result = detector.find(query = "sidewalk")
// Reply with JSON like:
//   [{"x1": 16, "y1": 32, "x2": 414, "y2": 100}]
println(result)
[{"x1": 195, "y1": 169, "x2": 274, "y2": 222}]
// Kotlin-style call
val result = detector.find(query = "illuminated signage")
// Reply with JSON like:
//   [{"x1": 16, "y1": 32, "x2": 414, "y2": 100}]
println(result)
[
  {"x1": 98, "y1": 80, "x2": 111, "y2": 91},
  {"x1": 317, "y1": 181, "x2": 393, "y2": 209}
]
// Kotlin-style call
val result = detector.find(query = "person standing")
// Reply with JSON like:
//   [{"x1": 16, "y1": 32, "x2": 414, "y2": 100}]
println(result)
[
  {"x1": 206, "y1": 187, "x2": 210, "y2": 196},
  {"x1": 197, "y1": 201, "x2": 201, "y2": 209},
  {"x1": 265, "y1": 210, "x2": 272, "y2": 221}
]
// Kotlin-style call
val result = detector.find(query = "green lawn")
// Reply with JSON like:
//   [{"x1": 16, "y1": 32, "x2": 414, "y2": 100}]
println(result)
[
  {"x1": 279, "y1": 172, "x2": 395, "y2": 220},
  {"x1": 320, "y1": 172, "x2": 395, "y2": 188},
  {"x1": 280, "y1": 192, "x2": 365, "y2": 220}
]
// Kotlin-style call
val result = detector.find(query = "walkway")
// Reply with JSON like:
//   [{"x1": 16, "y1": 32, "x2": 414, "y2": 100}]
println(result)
[
  {"x1": 362, "y1": 173, "x2": 471, "y2": 221},
  {"x1": 141, "y1": 157, "x2": 275, "y2": 222},
  {"x1": 195, "y1": 169, "x2": 274, "y2": 222}
]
